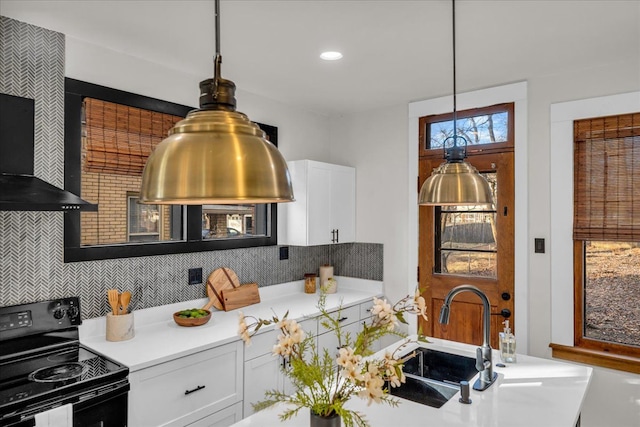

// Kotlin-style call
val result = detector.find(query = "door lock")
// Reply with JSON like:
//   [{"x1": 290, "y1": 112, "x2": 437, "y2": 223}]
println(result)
[{"x1": 491, "y1": 308, "x2": 511, "y2": 318}]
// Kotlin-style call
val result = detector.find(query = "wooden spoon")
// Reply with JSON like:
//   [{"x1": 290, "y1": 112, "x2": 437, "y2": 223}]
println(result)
[
  {"x1": 107, "y1": 289, "x2": 119, "y2": 316},
  {"x1": 119, "y1": 291, "x2": 132, "y2": 315}
]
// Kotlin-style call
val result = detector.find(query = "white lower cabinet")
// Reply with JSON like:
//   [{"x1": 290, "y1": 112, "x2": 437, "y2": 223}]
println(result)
[
  {"x1": 243, "y1": 351, "x2": 286, "y2": 416},
  {"x1": 316, "y1": 300, "x2": 382, "y2": 356},
  {"x1": 242, "y1": 317, "x2": 316, "y2": 417},
  {"x1": 316, "y1": 303, "x2": 366, "y2": 358},
  {"x1": 128, "y1": 340, "x2": 243, "y2": 427},
  {"x1": 185, "y1": 402, "x2": 243, "y2": 427},
  {"x1": 144, "y1": 300, "x2": 380, "y2": 424}
]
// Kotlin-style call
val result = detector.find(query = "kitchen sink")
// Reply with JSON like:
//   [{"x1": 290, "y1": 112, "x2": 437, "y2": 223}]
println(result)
[{"x1": 389, "y1": 347, "x2": 477, "y2": 408}]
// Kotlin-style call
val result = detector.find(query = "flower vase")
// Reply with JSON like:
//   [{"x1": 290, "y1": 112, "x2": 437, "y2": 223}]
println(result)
[{"x1": 310, "y1": 410, "x2": 341, "y2": 427}]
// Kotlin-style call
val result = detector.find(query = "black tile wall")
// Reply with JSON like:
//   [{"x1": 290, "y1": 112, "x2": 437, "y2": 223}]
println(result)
[{"x1": 0, "y1": 16, "x2": 383, "y2": 319}]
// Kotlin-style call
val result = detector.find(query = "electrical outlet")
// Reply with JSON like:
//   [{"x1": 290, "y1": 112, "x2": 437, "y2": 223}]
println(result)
[
  {"x1": 188, "y1": 268, "x2": 203, "y2": 285},
  {"x1": 279, "y1": 246, "x2": 289, "y2": 260}
]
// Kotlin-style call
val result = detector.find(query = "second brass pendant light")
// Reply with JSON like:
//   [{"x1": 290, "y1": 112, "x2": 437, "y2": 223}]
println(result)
[
  {"x1": 418, "y1": 0, "x2": 493, "y2": 207},
  {"x1": 139, "y1": 0, "x2": 294, "y2": 205}
]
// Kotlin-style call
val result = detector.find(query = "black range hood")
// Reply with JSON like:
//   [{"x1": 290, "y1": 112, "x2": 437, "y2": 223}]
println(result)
[{"x1": 0, "y1": 93, "x2": 97, "y2": 212}]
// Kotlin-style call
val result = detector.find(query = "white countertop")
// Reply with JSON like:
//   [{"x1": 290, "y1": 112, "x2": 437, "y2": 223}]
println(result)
[
  {"x1": 81, "y1": 277, "x2": 593, "y2": 427},
  {"x1": 80, "y1": 277, "x2": 382, "y2": 372},
  {"x1": 231, "y1": 337, "x2": 593, "y2": 427}
]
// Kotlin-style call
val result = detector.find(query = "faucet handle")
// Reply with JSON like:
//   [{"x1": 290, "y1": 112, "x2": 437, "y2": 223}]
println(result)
[{"x1": 475, "y1": 347, "x2": 485, "y2": 372}]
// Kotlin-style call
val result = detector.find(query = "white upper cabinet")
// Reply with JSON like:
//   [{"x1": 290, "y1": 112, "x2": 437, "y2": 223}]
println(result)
[{"x1": 279, "y1": 160, "x2": 355, "y2": 246}]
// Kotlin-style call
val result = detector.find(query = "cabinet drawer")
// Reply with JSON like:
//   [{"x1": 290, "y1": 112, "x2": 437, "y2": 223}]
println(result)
[
  {"x1": 317, "y1": 320, "x2": 362, "y2": 357},
  {"x1": 317, "y1": 304, "x2": 360, "y2": 335},
  {"x1": 359, "y1": 300, "x2": 375, "y2": 320},
  {"x1": 185, "y1": 402, "x2": 242, "y2": 427},
  {"x1": 129, "y1": 341, "x2": 243, "y2": 427},
  {"x1": 244, "y1": 317, "x2": 316, "y2": 361}
]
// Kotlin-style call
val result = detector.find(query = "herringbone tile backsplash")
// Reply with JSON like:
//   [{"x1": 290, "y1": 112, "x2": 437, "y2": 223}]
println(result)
[{"x1": 0, "y1": 16, "x2": 383, "y2": 319}]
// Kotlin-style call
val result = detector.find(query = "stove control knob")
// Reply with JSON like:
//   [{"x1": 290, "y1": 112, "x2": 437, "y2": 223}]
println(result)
[
  {"x1": 53, "y1": 308, "x2": 66, "y2": 320},
  {"x1": 67, "y1": 306, "x2": 79, "y2": 319}
]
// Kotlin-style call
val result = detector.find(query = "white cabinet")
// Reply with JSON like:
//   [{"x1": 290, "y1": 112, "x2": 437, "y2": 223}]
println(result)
[
  {"x1": 185, "y1": 402, "x2": 243, "y2": 427},
  {"x1": 279, "y1": 160, "x2": 355, "y2": 246},
  {"x1": 316, "y1": 301, "x2": 382, "y2": 356},
  {"x1": 242, "y1": 318, "x2": 316, "y2": 417},
  {"x1": 128, "y1": 341, "x2": 243, "y2": 427}
]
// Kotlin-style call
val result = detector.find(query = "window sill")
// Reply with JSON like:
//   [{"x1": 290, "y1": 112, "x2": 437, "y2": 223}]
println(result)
[{"x1": 549, "y1": 343, "x2": 640, "y2": 374}]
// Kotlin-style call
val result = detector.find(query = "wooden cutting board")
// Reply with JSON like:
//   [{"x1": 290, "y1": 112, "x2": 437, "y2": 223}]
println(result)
[
  {"x1": 205, "y1": 267, "x2": 240, "y2": 311},
  {"x1": 222, "y1": 283, "x2": 260, "y2": 311}
]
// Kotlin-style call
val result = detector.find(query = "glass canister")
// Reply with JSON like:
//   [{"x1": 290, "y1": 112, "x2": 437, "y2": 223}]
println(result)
[{"x1": 304, "y1": 273, "x2": 317, "y2": 294}]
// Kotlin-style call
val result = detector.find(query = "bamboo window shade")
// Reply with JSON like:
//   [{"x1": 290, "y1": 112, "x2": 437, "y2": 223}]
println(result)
[
  {"x1": 83, "y1": 98, "x2": 184, "y2": 175},
  {"x1": 573, "y1": 112, "x2": 640, "y2": 241}
]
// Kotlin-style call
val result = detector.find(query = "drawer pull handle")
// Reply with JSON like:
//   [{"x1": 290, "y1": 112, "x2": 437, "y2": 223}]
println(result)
[
  {"x1": 185, "y1": 385, "x2": 206, "y2": 395},
  {"x1": 337, "y1": 317, "x2": 348, "y2": 322}
]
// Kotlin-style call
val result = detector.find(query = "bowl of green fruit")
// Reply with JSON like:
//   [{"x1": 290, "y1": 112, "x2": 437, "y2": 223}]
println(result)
[{"x1": 173, "y1": 308, "x2": 212, "y2": 327}]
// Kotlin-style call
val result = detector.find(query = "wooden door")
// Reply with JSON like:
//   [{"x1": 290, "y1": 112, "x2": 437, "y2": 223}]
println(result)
[{"x1": 418, "y1": 152, "x2": 514, "y2": 348}]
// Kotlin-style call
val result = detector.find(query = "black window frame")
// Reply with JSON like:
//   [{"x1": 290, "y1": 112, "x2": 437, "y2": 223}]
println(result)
[{"x1": 64, "y1": 78, "x2": 278, "y2": 262}]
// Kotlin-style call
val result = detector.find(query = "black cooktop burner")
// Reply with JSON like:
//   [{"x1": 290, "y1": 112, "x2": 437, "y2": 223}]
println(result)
[
  {"x1": 1, "y1": 345, "x2": 127, "y2": 408},
  {"x1": 29, "y1": 362, "x2": 86, "y2": 383}
]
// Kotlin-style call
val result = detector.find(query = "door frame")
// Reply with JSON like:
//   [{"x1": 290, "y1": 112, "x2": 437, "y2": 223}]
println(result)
[{"x1": 407, "y1": 82, "x2": 529, "y2": 353}]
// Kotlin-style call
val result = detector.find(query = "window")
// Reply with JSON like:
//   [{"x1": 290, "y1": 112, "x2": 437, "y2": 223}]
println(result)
[
  {"x1": 571, "y1": 113, "x2": 640, "y2": 362},
  {"x1": 64, "y1": 79, "x2": 278, "y2": 262},
  {"x1": 127, "y1": 194, "x2": 160, "y2": 243}
]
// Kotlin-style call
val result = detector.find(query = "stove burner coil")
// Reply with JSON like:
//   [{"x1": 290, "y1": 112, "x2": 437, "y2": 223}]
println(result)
[{"x1": 28, "y1": 362, "x2": 86, "y2": 383}]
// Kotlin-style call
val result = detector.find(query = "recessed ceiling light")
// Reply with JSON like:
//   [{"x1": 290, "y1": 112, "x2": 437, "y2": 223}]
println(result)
[{"x1": 320, "y1": 51, "x2": 343, "y2": 61}]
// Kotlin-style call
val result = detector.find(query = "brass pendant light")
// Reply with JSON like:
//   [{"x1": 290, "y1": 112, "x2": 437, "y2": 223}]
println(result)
[
  {"x1": 139, "y1": 0, "x2": 294, "y2": 204},
  {"x1": 418, "y1": 0, "x2": 493, "y2": 207}
]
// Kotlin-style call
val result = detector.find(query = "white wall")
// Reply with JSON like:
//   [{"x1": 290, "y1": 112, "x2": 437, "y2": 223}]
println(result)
[{"x1": 329, "y1": 105, "x2": 409, "y2": 307}]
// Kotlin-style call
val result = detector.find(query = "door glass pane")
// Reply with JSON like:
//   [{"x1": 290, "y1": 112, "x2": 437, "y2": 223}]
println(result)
[
  {"x1": 428, "y1": 112, "x2": 508, "y2": 150},
  {"x1": 440, "y1": 249, "x2": 497, "y2": 277},
  {"x1": 436, "y1": 173, "x2": 497, "y2": 278}
]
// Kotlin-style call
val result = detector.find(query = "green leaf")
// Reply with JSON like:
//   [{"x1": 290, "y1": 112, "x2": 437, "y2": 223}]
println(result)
[{"x1": 396, "y1": 311, "x2": 407, "y2": 324}]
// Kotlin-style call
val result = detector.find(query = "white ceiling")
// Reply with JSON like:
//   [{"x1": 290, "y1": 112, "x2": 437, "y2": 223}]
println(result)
[{"x1": 1, "y1": 0, "x2": 638, "y2": 115}]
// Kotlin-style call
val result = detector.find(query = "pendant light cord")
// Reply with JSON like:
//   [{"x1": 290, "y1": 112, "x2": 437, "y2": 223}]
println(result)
[
  {"x1": 215, "y1": 0, "x2": 221, "y2": 56},
  {"x1": 452, "y1": 0, "x2": 457, "y2": 131},
  {"x1": 445, "y1": 0, "x2": 465, "y2": 162},
  {"x1": 213, "y1": 0, "x2": 222, "y2": 101}
]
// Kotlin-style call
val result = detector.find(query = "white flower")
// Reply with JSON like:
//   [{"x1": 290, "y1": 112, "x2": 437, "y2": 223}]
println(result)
[
  {"x1": 237, "y1": 312, "x2": 251, "y2": 346},
  {"x1": 371, "y1": 297, "x2": 398, "y2": 330},
  {"x1": 357, "y1": 363, "x2": 385, "y2": 406},
  {"x1": 382, "y1": 352, "x2": 405, "y2": 388},
  {"x1": 413, "y1": 289, "x2": 428, "y2": 322},
  {"x1": 271, "y1": 318, "x2": 305, "y2": 357}
]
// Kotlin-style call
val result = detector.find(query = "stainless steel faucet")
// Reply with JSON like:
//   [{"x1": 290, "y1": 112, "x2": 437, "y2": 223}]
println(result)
[{"x1": 439, "y1": 284, "x2": 497, "y2": 391}]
